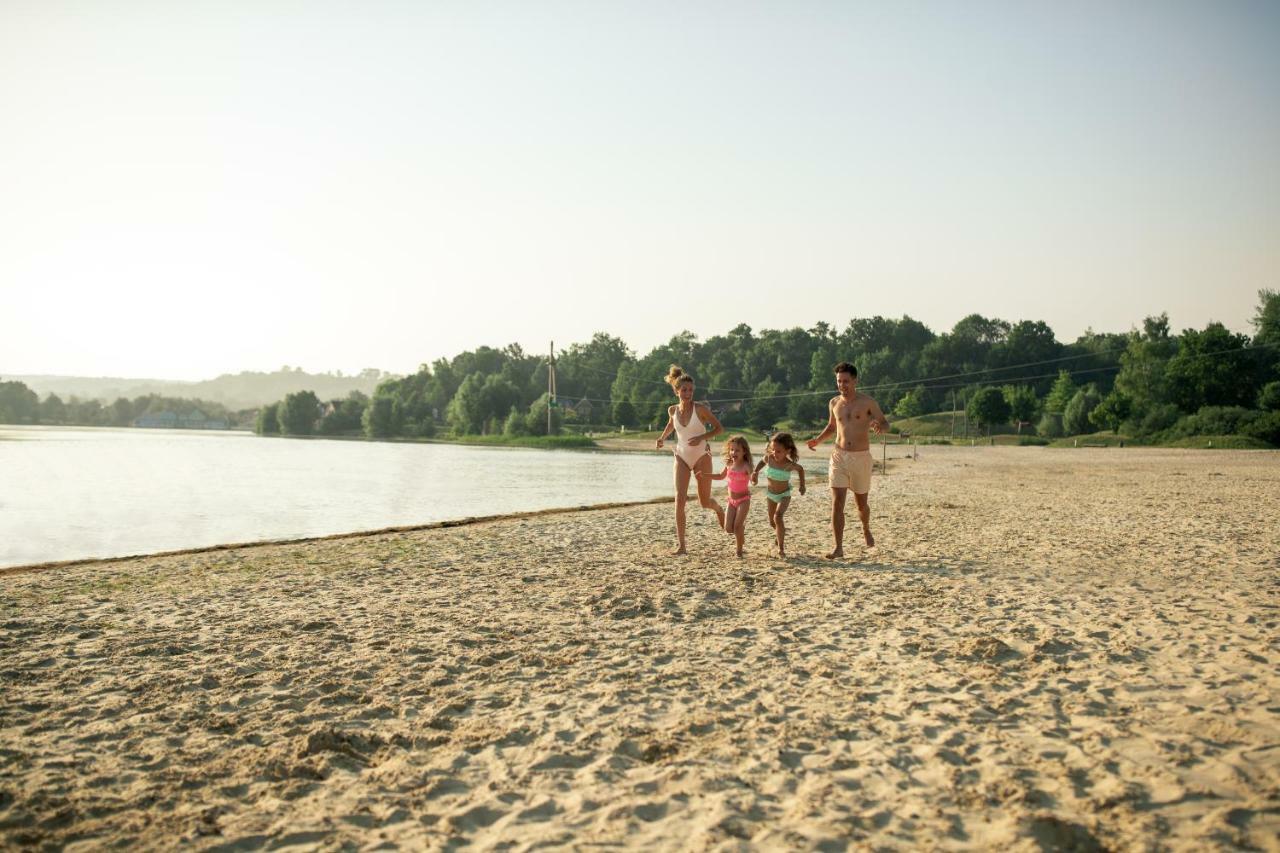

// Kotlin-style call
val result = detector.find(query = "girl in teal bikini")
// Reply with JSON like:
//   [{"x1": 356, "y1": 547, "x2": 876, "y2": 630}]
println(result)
[{"x1": 751, "y1": 432, "x2": 806, "y2": 557}]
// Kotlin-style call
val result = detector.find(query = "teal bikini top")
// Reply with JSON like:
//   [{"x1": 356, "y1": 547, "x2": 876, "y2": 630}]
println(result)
[{"x1": 765, "y1": 465, "x2": 791, "y2": 482}]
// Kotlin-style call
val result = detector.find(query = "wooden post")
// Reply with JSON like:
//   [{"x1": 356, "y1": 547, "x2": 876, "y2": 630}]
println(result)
[
  {"x1": 881, "y1": 432, "x2": 887, "y2": 474},
  {"x1": 547, "y1": 342, "x2": 556, "y2": 435},
  {"x1": 950, "y1": 390, "x2": 956, "y2": 439}
]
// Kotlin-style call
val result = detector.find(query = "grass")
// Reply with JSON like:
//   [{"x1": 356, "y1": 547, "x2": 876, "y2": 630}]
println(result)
[
  {"x1": 889, "y1": 411, "x2": 1018, "y2": 438},
  {"x1": 1159, "y1": 434, "x2": 1273, "y2": 450},
  {"x1": 447, "y1": 434, "x2": 598, "y2": 450}
]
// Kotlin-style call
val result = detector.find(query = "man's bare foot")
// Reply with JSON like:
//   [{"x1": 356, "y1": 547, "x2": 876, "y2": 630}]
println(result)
[{"x1": 825, "y1": 549, "x2": 844, "y2": 559}]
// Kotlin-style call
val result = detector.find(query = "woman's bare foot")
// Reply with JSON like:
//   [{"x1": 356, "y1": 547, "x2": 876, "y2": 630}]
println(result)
[{"x1": 825, "y1": 548, "x2": 844, "y2": 559}]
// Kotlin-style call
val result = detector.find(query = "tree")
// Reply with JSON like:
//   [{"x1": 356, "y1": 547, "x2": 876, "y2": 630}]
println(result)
[
  {"x1": 1002, "y1": 385, "x2": 1039, "y2": 430},
  {"x1": 894, "y1": 385, "x2": 931, "y2": 419},
  {"x1": 1253, "y1": 288, "x2": 1280, "y2": 351},
  {"x1": 966, "y1": 386, "x2": 1010, "y2": 431},
  {"x1": 787, "y1": 390, "x2": 828, "y2": 426},
  {"x1": 1114, "y1": 314, "x2": 1176, "y2": 418},
  {"x1": 1164, "y1": 322, "x2": 1257, "y2": 411},
  {"x1": 278, "y1": 390, "x2": 321, "y2": 435},
  {"x1": 40, "y1": 393, "x2": 67, "y2": 425},
  {"x1": 1259, "y1": 381, "x2": 1280, "y2": 412},
  {"x1": 363, "y1": 393, "x2": 401, "y2": 438},
  {"x1": 255, "y1": 402, "x2": 281, "y2": 435},
  {"x1": 612, "y1": 398, "x2": 637, "y2": 428},
  {"x1": 0, "y1": 380, "x2": 39, "y2": 424},
  {"x1": 746, "y1": 378, "x2": 785, "y2": 430},
  {"x1": 319, "y1": 390, "x2": 369, "y2": 435},
  {"x1": 1089, "y1": 390, "x2": 1132, "y2": 434},
  {"x1": 1043, "y1": 370, "x2": 1077, "y2": 414},
  {"x1": 503, "y1": 405, "x2": 531, "y2": 436},
  {"x1": 1063, "y1": 385, "x2": 1103, "y2": 435},
  {"x1": 525, "y1": 393, "x2": 563, "y2": 435},
  {"x1": 109, "y1": 397, "x2": 136, "y2": 427}
]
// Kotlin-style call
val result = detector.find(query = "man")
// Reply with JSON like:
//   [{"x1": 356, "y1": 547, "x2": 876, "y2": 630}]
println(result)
[{"x1": 807, "y1": 362, "x2": 890, "y2": 559}]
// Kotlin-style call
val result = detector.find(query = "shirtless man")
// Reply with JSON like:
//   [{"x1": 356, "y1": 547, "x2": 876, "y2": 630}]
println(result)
[{"x1": 806, "y1": 362, "x2": 890, "y2": 559}]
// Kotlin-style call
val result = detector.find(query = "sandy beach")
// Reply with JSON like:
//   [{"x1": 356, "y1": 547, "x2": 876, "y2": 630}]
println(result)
[{"x1": 2, "y1": 445, "x2": 1277, "y2": 850}]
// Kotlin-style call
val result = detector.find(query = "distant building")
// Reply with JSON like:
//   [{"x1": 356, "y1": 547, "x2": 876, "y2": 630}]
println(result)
[{"x1": 134, "y1": 409, "x2": 228, "y2": 430}]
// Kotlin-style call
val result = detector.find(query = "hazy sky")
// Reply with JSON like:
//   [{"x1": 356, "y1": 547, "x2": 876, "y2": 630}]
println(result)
[{"x1": 2, "y1": 1, "x2": 1277, "y2": 380}]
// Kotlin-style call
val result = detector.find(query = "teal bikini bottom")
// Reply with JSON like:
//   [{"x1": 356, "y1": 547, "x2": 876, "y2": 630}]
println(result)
[{"x1": 766, "y1": 488, "x2": 792, "y2": 504}]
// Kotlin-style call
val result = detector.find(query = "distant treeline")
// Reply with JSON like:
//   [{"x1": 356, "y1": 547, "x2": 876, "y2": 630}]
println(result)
[
  {"x1": 250, "y1": 290, "x2": 1280, "y2": 448},
  {"x1": 10, "y1": 367, "x2": 391, "y2": 411},
  {"x1": 0, "y1": 388, "x2": 245, "y2": 429}
]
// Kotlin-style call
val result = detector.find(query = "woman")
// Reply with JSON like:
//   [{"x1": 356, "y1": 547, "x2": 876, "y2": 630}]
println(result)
[{"x1": 655, "y1": 365, "x2": 726, "y2": 554}]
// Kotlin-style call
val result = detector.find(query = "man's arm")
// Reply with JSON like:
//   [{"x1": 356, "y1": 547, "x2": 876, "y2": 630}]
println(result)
[
  {"x1": 807, "y1": 399, "x2": 837, "y2": 451},
  {"x1": 868, "y1": 398, "x2": 890, "y2": 434}
]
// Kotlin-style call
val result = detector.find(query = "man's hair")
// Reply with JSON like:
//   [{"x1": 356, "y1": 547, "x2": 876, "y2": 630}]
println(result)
[{"x1": 833, "y1": 362, "x2": 858, "y2": 378}]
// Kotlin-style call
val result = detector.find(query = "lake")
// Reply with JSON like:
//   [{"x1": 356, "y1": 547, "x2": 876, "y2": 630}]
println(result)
[{"x1": 0, "y1": 426, "x2": 685, "y2": 569}]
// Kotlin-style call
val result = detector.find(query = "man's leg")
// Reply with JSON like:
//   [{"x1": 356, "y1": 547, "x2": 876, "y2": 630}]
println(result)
[
  {"x1": 827, "y1": 486, "x2": 848, "y2": 559},
  {"x1": 855, "y1": 491, "x2": 873, "y2": 547}
]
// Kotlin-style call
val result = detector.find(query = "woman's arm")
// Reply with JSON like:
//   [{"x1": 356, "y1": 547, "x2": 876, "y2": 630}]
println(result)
[
  {"x1": 696, "y1": 404, "x2": 724, "y2": 444},
  {"x1": 655, "y1": 409, "x2": 675, "y2": 449}
]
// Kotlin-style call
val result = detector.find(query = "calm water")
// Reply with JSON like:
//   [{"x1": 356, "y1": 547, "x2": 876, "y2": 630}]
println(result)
[{"x1": 0, "y1": 426, "x2": 683, "y2": 569}]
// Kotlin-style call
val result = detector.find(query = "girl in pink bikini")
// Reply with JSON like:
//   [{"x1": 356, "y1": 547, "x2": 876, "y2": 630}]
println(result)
[{"x1": 710, "y1": 435, "x2": 753, "y2": 557}]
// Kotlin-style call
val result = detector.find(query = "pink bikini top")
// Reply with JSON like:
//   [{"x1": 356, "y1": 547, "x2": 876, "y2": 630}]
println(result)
[{"x1": 726, "y1": 468, "x2": 751, "y2": 490}]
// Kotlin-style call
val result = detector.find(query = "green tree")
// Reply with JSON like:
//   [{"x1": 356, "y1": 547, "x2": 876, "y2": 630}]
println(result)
[
  {"x1": 787, "y1": 390, "x2": 828, "y2": 426},
  {"x1": 612, "y1": 398, "x2": 637, "y2": 428},
  {"x1": 255, "y1": 402, "x2": 281, "y2": 435},
  {"x1": 746, "y1": 378, "x2": 785, "y2": 430},
  {"x1": 1063, "y1": 385, "x2": 1103, "y2": 435},
  {"x1": 278, "y1": 390, "x2": 321, "y2": 435},
  {"x1": 1164, "y1": 322, "x2": 1257, "y2": 411},
  {"x1": 1259, "y1": 381, "x2": 1280, "y2": 412},
  {"x1": 0, "y1": 380, "x2": 39, "y2": 424},
  {"x1": 503, "y1": 405, "x2": 531, "y2": 436},
  {"x1": 525, "y1": 393, "x2": 564, "y2": 435},
  {"x1": 363, "y1": 393, "x2": 401, "y2": 438},
  {"x1": 40, "y1": 393, "x2": 67, "y2": 424},
  {"x1": 1089, "y1": 390, "x2": 1132, "y2": 434},
  {"x1": 109, "y1": 397, "x2": 136, "y2": 427},
  {"x1": 1043, "y1": 370, "x2": 1077, "y2": 414},
  {"x1": 966, "y1": 386, "x2": 1010, "y2": 431},
  {"x1": 894, "y1": 385, "x2": 931, "y2": 419},
  {"x1": 1002, "y1": 385, "x2": 1039, "y2": 429},
  {"x1": 1114, "y1": 314, "x2": 1176, "y2": 417},
  {"x1": 319, "y1": 390, "x2": 369, "y2": 435}
]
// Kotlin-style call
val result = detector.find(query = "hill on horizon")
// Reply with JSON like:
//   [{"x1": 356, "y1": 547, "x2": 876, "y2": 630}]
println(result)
[{"x1": 7, "y1": 368, "x2": 397, "y2": 411}]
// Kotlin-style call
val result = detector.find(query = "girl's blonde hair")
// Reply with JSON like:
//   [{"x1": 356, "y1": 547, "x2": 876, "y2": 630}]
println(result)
[
  {"x1": 665, "y1": 364, "x2": 694, "y2": 389},
  {"x1": 722, "y1": 435, "x2": 752, "y2": 467},
  {"x1": 769, "y1": 432, "x2": 799, "y2": 463}
]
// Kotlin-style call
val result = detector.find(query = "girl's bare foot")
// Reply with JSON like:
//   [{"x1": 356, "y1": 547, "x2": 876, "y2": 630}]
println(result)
[
  {"x1": 736, "y1": 549, "x2": 745, "y2": 558},
  {"x1": 673, "y1": 546, "x2": 687, "y2": 556},
  {"x1": 825, "y1": 549, "x2": 844, "y2": 559},
  {"x1": 864, "y1": 532, "x2": 875, "y2": 547}
]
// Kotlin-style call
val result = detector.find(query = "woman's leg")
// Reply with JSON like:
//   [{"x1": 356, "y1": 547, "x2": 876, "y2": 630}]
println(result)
[
  {"x1": 673, "y1": 459, "x2": 691, "y2": 555},
  {"x1": 693, "y1": 454, "x2": 725, "y2": 530}
]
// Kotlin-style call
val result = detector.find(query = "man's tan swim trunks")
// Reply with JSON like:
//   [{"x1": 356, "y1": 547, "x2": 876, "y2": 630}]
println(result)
[{"x1": 829, "y1": 448, "x2": 872, "y2": 493}]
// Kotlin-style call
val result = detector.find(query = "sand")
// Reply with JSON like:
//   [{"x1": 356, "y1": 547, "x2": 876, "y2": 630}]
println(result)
[{"x1": 1, "y1": 446, "x2": 1277, "y2": 850}]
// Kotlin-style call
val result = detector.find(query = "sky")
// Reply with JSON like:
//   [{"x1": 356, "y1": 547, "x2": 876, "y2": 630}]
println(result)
[{"x1": 2, "y1": 0, "x2": 1278, "y2": 381}]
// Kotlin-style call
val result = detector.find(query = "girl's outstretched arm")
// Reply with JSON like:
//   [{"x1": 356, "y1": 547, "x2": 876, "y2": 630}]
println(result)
[{"x1": 751, "y1": 459, "x2": 765, "y2": 485}]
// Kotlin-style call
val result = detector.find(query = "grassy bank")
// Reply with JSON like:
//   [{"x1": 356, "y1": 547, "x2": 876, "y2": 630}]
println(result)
[{"x1": 446, "y1": 434, "x2": 598, "y2": 450}]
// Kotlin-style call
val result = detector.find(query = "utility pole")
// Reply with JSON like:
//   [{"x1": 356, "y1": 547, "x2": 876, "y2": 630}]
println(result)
[
  {"x1": 547, "y1": 341, "x2": 557, "y2": 435},
  {"x1": 950, "y1": 390, "x2": 956, "y2": 439}
]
